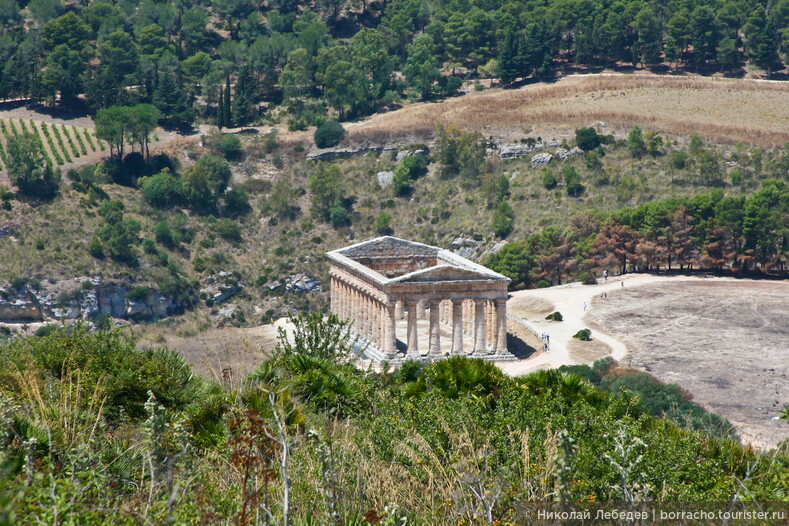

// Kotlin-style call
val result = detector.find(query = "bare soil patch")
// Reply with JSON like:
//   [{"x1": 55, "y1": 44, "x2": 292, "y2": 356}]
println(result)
[
  {"x1": 587, "y1": 279, "x2": 789, "y2": 449},
  {"x1": 508, "y1": 296, "x2": 554, "y2": 319},
  {"x1": 136, "y1": 323, "x2": 281, "y2": 382},
  {"x1": 568, "y1": 338, "x2": 612, "y2": 362}
]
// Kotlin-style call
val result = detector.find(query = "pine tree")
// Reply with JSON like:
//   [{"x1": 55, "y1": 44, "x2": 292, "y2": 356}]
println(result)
[
  {"x1": 223, "y1": 75, "x2": 232, "y2": 128},
  {"x1": 498, "y1": 28, "x2": 520, "y2": 86},
  {"x1": 217, "y1": 87, "x2": 225, "y2": 129},
  {"x1": 152, "y1": 73, "x2": 195, "y2": 131},
  {"x1": 232, "y1": 65, "x2": 256, "y2": 126}
]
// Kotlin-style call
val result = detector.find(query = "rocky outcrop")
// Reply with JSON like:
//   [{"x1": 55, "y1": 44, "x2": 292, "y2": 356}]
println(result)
[
  {"x1": 306, "y1": 146, "x2": 384, "y2": 162},
  {"x1": 285, "y1": 274, "x2": 320, "y2": 293},
  {"x1": 0, "y1": 287, "x2": 44, "y2": 322},
  {"x1": 531, "y1": 152, "x2": 554, "y2": 169},
  {"x1": 498, "y1": 143, "x2": 543, "y2": 160},
  {"x1": 200, "y1": 272, "x2": 243, "y2": 304},
  {"x1": 377, "y1": 171, "x2": 394, "y2": 188},
  {"x1": 451, "y1": 237, "x2": 483, "y2": 259},
  {"x1": 0, "y1": 278, "x2": 191, "y2": 324}
]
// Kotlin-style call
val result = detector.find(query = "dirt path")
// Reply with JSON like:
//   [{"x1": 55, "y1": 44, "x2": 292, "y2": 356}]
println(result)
[{"x1": 499, "y1": 274, "x2": 789, "y2": 450}]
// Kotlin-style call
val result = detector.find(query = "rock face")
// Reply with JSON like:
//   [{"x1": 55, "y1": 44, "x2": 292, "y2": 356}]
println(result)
[
  {"x1": 451, "y1": 237, "x2": 483, "y2": 259},
  {"x1": 531, "y1": 152, "x2": 554, "y2": 169},
  {"x1": 377, "y1": 171, "x2": 394, "y2": 188},
  {"x1": 285, "y1": 274, "x2": 320, "y2": 293},
  {"x1": 498, "y1": 143, "x2": 543, "y2": 160},
  {"x1": 200, "y1": 272, "x2": 243, "y2": 304},
  {"x1": 306, "y1": 146, "x2": 384, "y2": 162},
  {"x1": 0, "y1": 278, "x2": 190, "y2": 324},
  {"x1": 0, "y1": 287, "x2": 44, "y2": 322}
]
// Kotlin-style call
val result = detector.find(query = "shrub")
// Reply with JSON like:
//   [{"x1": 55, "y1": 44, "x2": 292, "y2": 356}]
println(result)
[
  {"x1": 215, "y1": 218, "x2": 242, "y2": 242},
  {"x1": 155, "y1": 220, "x2": 175, "y2": 247},
  {"x1": 573, "y1": 328, "x2": 592, "y2": 340},
  {"x1": 219, "y1": 134, "x2": 243, "y2": 160},
  {"x1": 575, "y1": 127, "x2": 601, "y2": 151},
  {"x1": 222, "y1": 188, "x2": 251, "y2": 217},
  {"x1": 375, "y1": 212, "x2": 393, "y2": 235},
  {"x1": 492, "y1": 200, "x2": 514, "y2": 238},
  {"x1": 314, "y1": 121, "x2": 346, "y2": 148},
  {"x1": 89, "y1": 235, "x2": 104, "y2": 258},
  {"x1": 545, "y1": 311, "x2": 563, "y2": 321},
  {"x1": 141, "y1": 169, "x2": 182, "y2": 208},
  {"x1": 579, "y1": 271, "x2": 597, "y2": 285},
  {"x1": 542, "y1": 168, "x2": 557, "y2": 189},
  {"x1": 127, "y1": 286, "x2": 150, "y2": 302}
]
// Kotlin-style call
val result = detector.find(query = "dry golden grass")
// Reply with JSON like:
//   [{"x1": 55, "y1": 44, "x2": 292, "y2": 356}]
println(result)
[
  {"x1": 567, "y1": 338, "x2": 612, "y2": 362},
  {"x1": 344, "y1": 74, "x2": 789, "y2": 147}
]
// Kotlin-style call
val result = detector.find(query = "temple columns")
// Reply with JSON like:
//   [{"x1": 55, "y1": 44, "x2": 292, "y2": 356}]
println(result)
[
  {"x1": 451, "y1": 299, "x2": 464, "y2": 355},
  {"x1": 495, "y1": 299, "x2": 508, "y2": 355},
  {"x1": 383, "y1": 302, "x2": 397, "y2": 359},
  {"x1": 428, "y1": 300, "x2": 441, "y2": 356},
  {"x1": 406, "y1": 300, "x2": 419, "y2": 357},
  {"x1": 473, "y1": 300, "x2": 487, "y2": 355}
]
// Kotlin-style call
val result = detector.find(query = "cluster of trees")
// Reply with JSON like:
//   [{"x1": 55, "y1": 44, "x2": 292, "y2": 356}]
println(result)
[
  {"x1": 487, "y1": 180, "x2": 789, "y2": 289},
  {"x1": 4, "y1": 0, "x2": 784, "y2": 136},
  {"x1": 0, "y1": 317, "x2": 786, "y2": 523}
]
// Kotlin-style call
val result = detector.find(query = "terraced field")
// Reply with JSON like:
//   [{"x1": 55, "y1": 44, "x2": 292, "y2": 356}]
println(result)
[{"x1": 0, "y1": 118, "x2": 108, "y2": 172}]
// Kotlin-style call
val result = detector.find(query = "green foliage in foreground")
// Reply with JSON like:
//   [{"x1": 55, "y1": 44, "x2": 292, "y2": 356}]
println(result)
[{"x1": 0, "y1": 319, "x2": 786, "y2": 524}]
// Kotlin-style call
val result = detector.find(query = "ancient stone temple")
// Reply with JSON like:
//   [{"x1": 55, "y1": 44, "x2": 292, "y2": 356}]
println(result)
[{"x1": 327, "y1": 237, "x2": 514, "y2": 363}]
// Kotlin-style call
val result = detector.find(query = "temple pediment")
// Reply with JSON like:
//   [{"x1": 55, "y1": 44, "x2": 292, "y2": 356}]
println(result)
[{"x1": 393, "y1": 265, "x2": 502, "y2": 283}]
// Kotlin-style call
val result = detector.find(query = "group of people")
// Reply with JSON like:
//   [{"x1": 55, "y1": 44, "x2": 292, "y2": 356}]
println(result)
[{"x1": 540, "y1": 332, "x2": 550, "y2": 352}]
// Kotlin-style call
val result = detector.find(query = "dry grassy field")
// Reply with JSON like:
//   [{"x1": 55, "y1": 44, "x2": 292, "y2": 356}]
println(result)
[
  {"x1": 342, "y1": 74, "x2": 789, "y2": 147},
  {"x1": 588, "y1": 279, "x2": 789, "y2": 449}
]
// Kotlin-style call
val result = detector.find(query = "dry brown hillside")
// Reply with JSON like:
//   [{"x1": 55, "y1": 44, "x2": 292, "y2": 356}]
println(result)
[{"x1": 338, "y1": 74, "x2": 789, "y2": 148}]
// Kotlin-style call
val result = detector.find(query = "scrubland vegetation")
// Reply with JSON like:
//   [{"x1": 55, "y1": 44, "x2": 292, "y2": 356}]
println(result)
[{"x1": 1, "y1": 316, "x2": 787, "y2": 524}]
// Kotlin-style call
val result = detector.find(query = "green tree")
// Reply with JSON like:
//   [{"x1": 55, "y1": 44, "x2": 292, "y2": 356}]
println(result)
[
  {"x1": 575, "y1": 127, "x2": 601, "y2": 151},
  {"x1": 314, "y1": 121, "x2": 346, "y2": 148},
  {"x1": 6, "y1": 132, "x2": 59, "y2": 200},
  {"x1": 181, "y1": 155, "x2": 232, "y2": 214},
  {"x1": 141, "y1": 169, "x2": 181, "y2": 208},
  {"x1": 375, "y1": 212, "x2": 393, "y2": 235},
  {"x1": 492, "y1": 200, "x2": 514, "y2": 238},
  {"x1": 484, "y1": 241, "x2": 532, "y2": 288},
  {"x1": 627, "y1": 126, "x2": 646, "y2": 158},
  {"x1": 403, "y1": 34, "x2": 439, "y2": 99},
  {"x1": 564, "y1": 166, "x2": 584, "y2": 197},
  {"x1": 308, "y1": 162, "x2": 347, "y2": 223},
  {"x1": 153, "y1": 72, "x2": 194, "y2": 131}
]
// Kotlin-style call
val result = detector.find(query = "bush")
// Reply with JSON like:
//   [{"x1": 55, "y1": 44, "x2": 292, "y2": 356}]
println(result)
[
  {"x1": 154, "y1": 220, "x2": 175, "y2": 247},
  {"x1": 141, "y1": 169, "x2": 182, "y2": 208},
  {"x1": 579, "y1": 271, "x2": 597, "y2": 285},
  {"x1": 127, "y1": 286, "x2": 150, "y2": 302},
  {"x1": 375, "y1": 212, "x2": 393, "y2": 235},
  {"x1": 542, "y1": 168, "x2": 557, "y2": 189},
  {"x1": 492, "y1": 200, "x2": 514, "y2": 238},
  {"x1": 545, "y1": 311, "x2": 563, "y2": 321},
  {"x1": 575, "y1": 127, "x2": 601, "y2": 151},
  {"x1": 573, "y1": 328, "x2": 592, "y2": 340},
  {"x1": 215, "y1": 218, "x2": 242, "y2": 242},
  {"x1": 219, "y1": 134, "x2": 243, "y2": 160},
  {"x1": 314, "y1": 121, "x2": 346, "y2": 148}
]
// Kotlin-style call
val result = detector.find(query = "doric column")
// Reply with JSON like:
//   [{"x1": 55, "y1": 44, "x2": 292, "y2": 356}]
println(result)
[
  {"x1": 473, "y1": 299, "x2": 487, "y2": 355},
  {"x1": 417, "y1": 300, "x2": 427, "y2": 319},
  {"x1": 353, "y1": 288, "x2": 362, "y2": 334},
  {"x1": 377, "y1": 300, "x2": 386, "y2": 350},
  {"x1": 428, "y1": 300, "x2": 441, "y2": 356},
  {"x1": 405, "y1": 300, "x2": 419, "y2": 357},
  {"x1": 383, "y1": 301, "x2": 397, "y2": 359},
  {"x1": 396, "y1": 300, "x2": 405, "y2": 320},
  {"x1": 363, "y1": 293, "x2": 371, "y2": 340},
  {"x1": 451, "y1": 299, "x2": 464, "y2": 355},
  {"x1": 495, "y1": 299, "x2": 508, "y2": 355}
]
